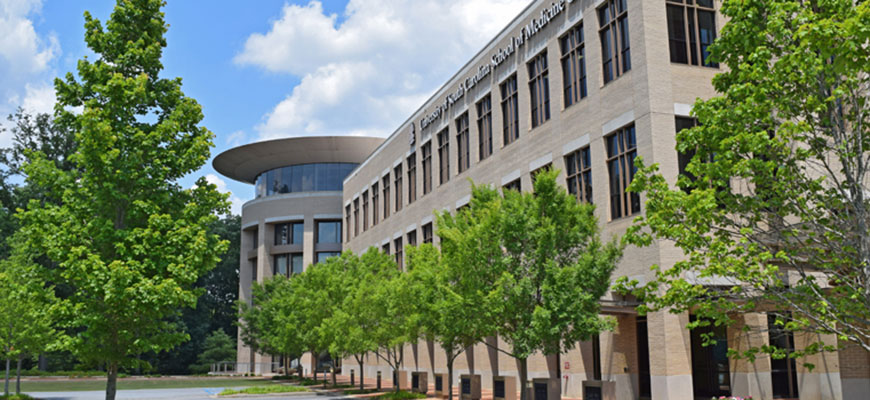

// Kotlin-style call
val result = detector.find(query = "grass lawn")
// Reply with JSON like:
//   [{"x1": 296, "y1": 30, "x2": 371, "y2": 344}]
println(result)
[
  {"x1": 18, "y1": 377, "x2": 273, "y2": 392},
  {"x1": 219, "y1": 385, "x2": 308, "y2": 396}
]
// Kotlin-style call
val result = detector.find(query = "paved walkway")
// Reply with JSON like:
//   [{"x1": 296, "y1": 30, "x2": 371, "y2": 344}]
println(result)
[{"x1": 26, "y1": 387, "x2": 331, "y2": 400}]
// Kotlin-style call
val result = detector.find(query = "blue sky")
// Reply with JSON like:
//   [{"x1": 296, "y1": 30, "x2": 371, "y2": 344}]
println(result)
[{"x1": 0, "y1": 0, "x2": 529, "y2": 214}]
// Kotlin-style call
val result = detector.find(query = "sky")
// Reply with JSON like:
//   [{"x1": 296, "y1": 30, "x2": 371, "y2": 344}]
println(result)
[{"x1": 0, "y1": 0, "x2": 531, "y2": 215}]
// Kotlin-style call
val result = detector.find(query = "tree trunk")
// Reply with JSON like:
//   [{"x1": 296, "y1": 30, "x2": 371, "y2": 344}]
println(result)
[
  {"x1": 332, "y1": 362, "x2": 336, "y2": 386},
  {"x1": 518, "y1": 357, "x2": 529, "y2": 400},
  {"x1": 4, "y1": 356, "x2": 10, "y2": 397},
  {"x1": 447, "y1": 356, "x2": 454, "y2": 400},
  {"x1": 15, "y1": 354, "x2": 22, "y2": 395},
  {"x1": 106, "y1": 362, "x2": 119, "y2": 400},
  {"x1": 357, "y1": 357, "x2": 365, "y2": 391}
]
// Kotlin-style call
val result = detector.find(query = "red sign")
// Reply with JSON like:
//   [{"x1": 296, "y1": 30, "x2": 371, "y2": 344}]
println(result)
[{"x1": 564, "y1": 361, "x2": 570, "y2": 370}]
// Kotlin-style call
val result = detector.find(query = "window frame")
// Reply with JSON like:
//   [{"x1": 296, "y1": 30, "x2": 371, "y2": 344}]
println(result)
[
  {"x1": 560, "y1": 22, "x2": 587, "y2": 108},
  {"x1": 422, "y1": 141, "x2": 433, "y2": 195},
  {"x1": 361, "y1": 191, "x2": 369, "y2": 232},
  {"x1": 565, "y1": 146, "x2": 593, "y2": 204},
  {"x1": 666, "y1": 0, "x2": 718, "y2": 68},
  {"x1": 382, "y1": 174, "x2": 391, "y2": 219},
  {"x1": 438, "y1": 128, "x2": 451, "y2": 185},
  {"x1": 500, "y1": 74, "x2": 519, "y2": 146},
  {"x1": 372, "y1": 182, "x2": 379, "y2": 226},
  {"x1": 477, "y1": 94, "x2": 493, "y2": 160},
  {"x1": 528, "y1": 50, "x2": 551, "y2": 128},
  {"x1": 598, "y1": 0, "x2": 631, "y2": 84},
  {"x1": 394, "y1": 164, "x2": 403, "y2": 212},
  {"x1": 605, "y1": 124, "x2": 640, "y2": 220},
  {"x1": 456, "y1": 112, "x2": 470, "y2": 174},
  {"x1": 407, "y1": 152, "x2": 417, "y2": 204}
]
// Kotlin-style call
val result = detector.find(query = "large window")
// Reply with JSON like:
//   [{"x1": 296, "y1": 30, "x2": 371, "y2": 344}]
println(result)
[
  {"x1": 361, "y1": 191, "x2": 369, "y2": 232},
  {"x1": 768, "y1": 314, "x2": 799, "y2": 399},
  {"x1": 477, "y1": 95, "x2": 493, "y2": 160},
  {"x1": 565, "y1": 147, "x2": 592, "y2": 204},
  {"x1": 690, "y1": 315, "x2": 731, "y2": 398},
  {"x1": 606, "y1": 124, "x2": 639, "y2": 219},
  {"x1": 438, "y1": 128, "x2": 450, "y2": 185},
  {"x1": 273, "y1": 253, "x2": 303, "y2": 277},
  {"x1": 456, "y1": 113, "x2": 470, "y2": 174},
  {"x1": 560, "y1": 23, "x2": 587, "y2": 108},
  {"x1": 422, "y1": 223, "x2": 433, "y2": 244},
  {"x1": 316, "y1": 220, "x2": 341, "y2": 244},
  {"x1": 503, "y1": 179, "x2": 521, "y2": 192},
  {"x1": 275, "y1": 222, "x2": 303, "y2": 245},
  {"x1": 407, "y1": 153, "x2": 417, "y2": 204},
  {"x1": 394, "y1": 237, "x2": 403, "y2": 270},
  {"x1": 344, "y1": 205, "x2": 351, "y2": 242},
  {"x1": 407, "y1": 230, "x2": 417, "y2": 247},
  {"x1": 598, "y1": 0, "x2": 631, "y2": 84},
  {"x1": 528, "y1": 51, "x2": 550, "y2": 128},
  {"x1": 382, "y1": 175, "x2": 390, "y2": 220},
  {"x1": 316, "y1": 252, "x2": 340, "y2": 264},
  {"x1": 500, "y1": 75, "x2": 519, "y2": 145},
  {"x1": 353, "y1": 198, "x2": 359, "y2": 237},
  {"x1": 422, "y1": 142, "x2": 432, "y2": 195},
  {"x1": 372, "y1": 182, "x2": 379, "y2": 226},
  {"x1": 394, "y1": 164, "x2": 403, "y2": 212},
  {"x1": 666, "y1": 0, "x2": 717, "y2": 67},
  {"x1": 255, "y1": 163, "x2": 358, "y2": 198}
]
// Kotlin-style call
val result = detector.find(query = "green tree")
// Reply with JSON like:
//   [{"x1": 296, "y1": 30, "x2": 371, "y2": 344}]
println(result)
[
  {"x1": 16, "y1": 1, "x2": 228, "y2": 398},
  {"x1": 190, "y1": 330, "x2": 236, "y2": 374},
  {"x1": 0, "y1": 253, "x2": 60, "y2": 396},
  {"x1": 238, "y1": 275, "x2": 303, "y2": 373},
  {"x1": 327, "y1": 249, "x2": 395, "y2": 390},
  {"x1": 370, "y1": 266, "x2": 416, "y2": 393},
  {"x1": 621, "y1": 0, "x2": 870, "y2": 361},
  {"x1": 406, "y1": 240, "x2": 495, "y2": 400},
  {"x1": 446, "y1": 170, "x2": 621, "y2": 400}
]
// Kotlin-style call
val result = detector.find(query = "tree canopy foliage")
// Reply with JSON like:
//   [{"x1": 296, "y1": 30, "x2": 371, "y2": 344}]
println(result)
[
  {"x1": 15, "y1": 1, "x2": 228, "y2": 399},
  {"x1": 622, "y1": 0, "x2": 870, "y2": 360}
]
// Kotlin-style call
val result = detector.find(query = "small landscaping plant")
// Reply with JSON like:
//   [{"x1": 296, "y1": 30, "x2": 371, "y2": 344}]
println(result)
[
  {"x1": 219, "y1": 385, "x2": 308, "y2": 396},
  {"x1": 0, "y1": 395, "x2": 36, "y2": 400},
  {"x1": 376, "y1": 390, "x2": 426, "y2": 400}
]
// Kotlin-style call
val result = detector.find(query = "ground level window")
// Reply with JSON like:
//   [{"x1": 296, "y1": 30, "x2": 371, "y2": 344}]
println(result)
[{"x1": 690, "y1": 315, "x2": 731, "y2": 398}]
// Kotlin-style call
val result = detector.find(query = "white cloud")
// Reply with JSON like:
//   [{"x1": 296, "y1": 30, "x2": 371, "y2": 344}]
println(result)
[
  {"x1": 205, "y1": 173, "x2": 245, "y2": 216},
  {"x1": 226, "y1": 130, "x2": 247, "y2": 147},
  {"x1": 0, "y1": 0, "x2": 59, "y2": 147},
  {"x1": 236, "y1": 0, "x2": 529, "y2": 140}
]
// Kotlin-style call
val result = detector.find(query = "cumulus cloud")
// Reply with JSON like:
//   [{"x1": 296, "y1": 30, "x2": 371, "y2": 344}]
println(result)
[
  {"x1": 225, "y1": 130, "x2": 248, "y2": 147},
  {"x1": 236, "y1": 0, "x2": 528, "y2": 140},
  {"x1": 205, "y1": 173, "x2": 245, "y2": 216},
  {"x1": 0, "y1": 0, "x2": 59, "y2": 147}
]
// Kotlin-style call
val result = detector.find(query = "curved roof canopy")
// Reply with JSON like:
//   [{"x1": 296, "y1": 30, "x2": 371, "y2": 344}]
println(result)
[{"x1": 213, "y1": 136, "x2": 384, "y2": 184}]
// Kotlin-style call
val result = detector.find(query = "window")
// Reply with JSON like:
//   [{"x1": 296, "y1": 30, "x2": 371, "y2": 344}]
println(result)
[
  {"x1": 316, "y1": 252, "x2": 340, "y2": 264},
  {"x1": 477, "y1": 95, "x2": 493, "y2": 160},
  {"x1": 503, "y1": 179, "x2": 521, "y2": 192},
  {"x1": 500, "y1": 75, "x2": 519, "y2": 145},
  {"x1": 528, "y1": 51, "x2": 550, "y2": 128},
  {"x1": 407, "y1": 230, "x2": 417, "y2": 247},
  {"x1": 275, "y1": 222, "x2": 303, "y2": 245},
  {"x1": 666, "y1": 0, "x2": 717, "y2": 67},
  {"x1": 274, "y1": 254, "x2": 289, "y2": 277},
  {"x1": 382, "y1": 175, "x2": 390, "y2": 219},
  {"x1": 768, "y1": 314, "x2": 799, "y2": 399},
  {"x1": 394, "y1": 237, "x2": 403, "y2": 270},
  {"x1": 362, "y1": 191, "x2": 369, "y2": 232},
  {"x1": 690, "y1": 315, "x2": 731, "y2": 397},
  {"x1": 353, "y1": 198, "x2": 360, "y2": 236},
  {"x1": 438, "y1": 128, "x2": 450, "y2": 185},
  {"x1": 606, "y1": 124, "x2": 640, "y2": 219},
  {"x1": 382, "y1": 242, "x2": 390, "y2": 254},
  {"x1": 291, "y1": 253, "x2": 303, "y2": 275},
  {"x1": 565, "y1": 147, "x2": 593, "y2": 203},
  {"x1": 372, "y1": 182, "x2": 379, "y2": 226},
  {"x1": 316, "y1": 221, "x2": 341, "y2": 244},
  {"x1": 394, "y1": 164, "x2": 403, "y2": 212},
  {"x1": 530, "y1": 163, "x2": 552, "y2": 186},
  {"x1": 560, "y1": 23, "x2": 587, "y2": 107},
  {"x1": 456, "y1": 113, "x2": 470, "y2": 174},
  {"x1": 422, "y1": 142, "x2": 432, "y2": 195},
  {"x1": 422, "y1": 223, "x2": 433, "y2": 244},
  {"x1": 345, "y1": 205, "x2": 351, "y2": 242},
  {"x1": 598, "y1": 0, "x2": 631, "y2": 83},
  {"x1": 407, "y1": 153, "x2": 417, "y2": 204}
]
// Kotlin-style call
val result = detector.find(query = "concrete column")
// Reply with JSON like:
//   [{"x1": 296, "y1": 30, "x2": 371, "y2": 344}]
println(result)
[
  {"x1": 647, "y1": 311, "x2": 693, "y2": 400},
  {"x1": 794, "y1": 331, "x2": 842, "y2": 400},
  {"x1": 838, "y1": 340, "x2": 870, "y2": 400},
  {"x1": 729, "y1": 312, "x2": 773, "y2": 400},
  {"x1": 304, "y1": 215, "x2": 315, "y2": 269}
]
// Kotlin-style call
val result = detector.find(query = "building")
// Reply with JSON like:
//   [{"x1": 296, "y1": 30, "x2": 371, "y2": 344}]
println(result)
[
  {"x1": 213, "y1": 136, "x2": 384, "y2": 374},
  {"x1": 217, "y1": 1, "x2": 868, "y2": 399}
]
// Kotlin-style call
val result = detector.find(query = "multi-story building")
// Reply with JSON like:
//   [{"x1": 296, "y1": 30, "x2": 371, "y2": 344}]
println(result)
[
  {"x1": 218, "y1": 1, "x2": 867, "y2": 399},
  {"x1": 214, "y1": 136, "x2": 383, "y2": 374}
]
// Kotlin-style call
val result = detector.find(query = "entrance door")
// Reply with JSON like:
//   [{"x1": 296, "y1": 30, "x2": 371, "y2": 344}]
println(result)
[
  {"x1": 690, "y1": 316, "x2": 731, "y2": 398},
  {"x1": 636, "y1": 316, "x2": 652, "y2": 398},
  {"x1": 533, "y1": 382, "x2": 548, "y2": 400},
  {"x1": 768, "y1": 314, "x2": 799, "y2": 399}
]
